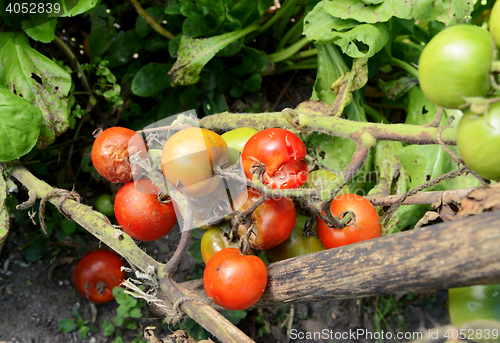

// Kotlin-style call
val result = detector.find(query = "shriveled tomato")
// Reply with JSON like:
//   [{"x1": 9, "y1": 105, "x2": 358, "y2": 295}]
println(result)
[
  {"x1": 265, "y1": 214, "x2": 325, "y2": 262},
  {"x1": 448, "y1": 284, "x2": 500, "y2": 326},
  {"x1": 203, "y1": 248, "x2": 268, "y2": 310},
  {"x1": 161, "y1": 127, "x2": 229, "y2": 197},
  {"x1": 490, "y1": 1, "x2": 500, "y2": 47},
  {"x1": 91, "y1": 127, "x2": 148, "y2": 183},
  {"x1": 233, "y1": 188, "x2": 296, "y2": 250},
  {"x1": 73, "y1": 250, "x2": 126, "y2": 303},
  {"x1": 241, "y1": 128, "x2": 308, "y2": 189},
  {"x1": 114, "y1": 178, "x2": 177, "y2": 241},
  {"x1": 317, "y1": 194, "x2": 381, "y2": 249},
  {"x1": 221, "y1": 127, "x2": 259, "y2": 165},
  {"x1": 200, "y1": 227, "x2": 238, "y2": 264},
  {"x1": 457, "y1": 102, "x2": 500, "y2": 181},
  {"x1": 418, "y1": 25, "x2": 493, "y2": 109}
]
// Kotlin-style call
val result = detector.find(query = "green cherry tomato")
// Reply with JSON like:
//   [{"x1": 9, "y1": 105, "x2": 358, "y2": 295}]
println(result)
[
  {"x1": 304, "y1": 169, "x2": 349, "y2": 195},
  {"x1": 448, "y1": 284, "x2": 500, "y2": 326},
  {"x1": 457, "y1": 102, "x2": 500, "y2": 181},
  {"x1": 95, "y1": 194, "x2": 114, "y2": 216},
  {"x1": 200, "y1": 227, "x2": 239, "y2": 264},
  {"x1": 418, "y1": 25, "x2": 493, "y2": 109},
  {"x1": 221, "y1": 127, "x2": 259, "y2": 165},
  {"x1": 265, "y1": 215, "x2": 325, "y2": 263},
  {"x1": 490, "y1": 1, "x2": 500, "y2": 47}
]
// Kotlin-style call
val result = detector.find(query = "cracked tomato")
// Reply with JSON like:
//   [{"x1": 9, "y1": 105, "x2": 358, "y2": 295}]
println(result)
[
  {"x1": 114, "y1": 178, "x2": 177, "y2": 241},
  {"x1": 73, "y1": 250, "x2": 126, "y2": 304},
  {"x1": 203, "y1": 248, "x2": 268, "y2": 310},
  {"x1": 241, "y1": 128, "x2": 308, "y2": 189},
  {"x1": 91, "y1": 127, "x2": 148, "y2": 183},
  {"x1": 233, "y1": 188, "x2": 296, "y2": 250}
]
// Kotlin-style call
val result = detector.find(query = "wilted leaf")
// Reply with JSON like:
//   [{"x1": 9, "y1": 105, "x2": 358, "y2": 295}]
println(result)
[
  {"x1": 459, "y1": 183, "x2": 500, "y2": 218},
  {"x1": 0, "y1": 32, "x2": 71, "y2": 149}
]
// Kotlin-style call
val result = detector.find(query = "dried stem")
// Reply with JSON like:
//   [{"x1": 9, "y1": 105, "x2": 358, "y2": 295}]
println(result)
[
  {"x1": 381, "y1": 166, "x2": 468, "y2": 226},
  {"x1": 162, "y1": 181, "x2": 194, "y2": 277},
  {"x1": 129, "y1": 0, "x2": 176, "y2": 40},
  {"x1": 6, "y1": 161, "x2": 254, "y2": 343},
  {"x1": 365, "y1": 188, "x2": 477, "y2": 206}
]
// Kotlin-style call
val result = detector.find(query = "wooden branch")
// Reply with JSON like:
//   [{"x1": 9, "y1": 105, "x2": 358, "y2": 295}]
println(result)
[{"x1": 170, "y1": 210, "x2": 500, "y2": 308}]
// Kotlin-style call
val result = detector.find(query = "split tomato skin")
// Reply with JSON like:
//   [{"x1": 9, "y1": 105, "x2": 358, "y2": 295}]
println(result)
[
  {"x1": 114, "y1": 179, "x2": 177, "y2": 241},
  {"x1": 418, "y1": 25, "x2": 493, "y2": 109},
  {"x1": 233, "y1": 188, "x2": 296, "y2": 250},
  {"x1": 241, "y1": 128, "x2": 309, "y2": 189},
  {"x1": 73, "y1": 250, "x2": 126, "y2": 304},
  {"x1": 203, "y1": 248, "x2": 268, "y2": 310},
  {"x1": 161, "y1": 127, "x2": 229, "y2": 197},
  {"x1": 317, "y1": 194, "x2": 381, "y2": 249},
  {"x1": 91, "y1": 127, "x2": 148, "y2": 183}
]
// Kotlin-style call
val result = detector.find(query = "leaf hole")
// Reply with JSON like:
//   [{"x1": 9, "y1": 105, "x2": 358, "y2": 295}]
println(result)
[{"x1": 31, "y1": 73, "x2": 43, "y2": 86}]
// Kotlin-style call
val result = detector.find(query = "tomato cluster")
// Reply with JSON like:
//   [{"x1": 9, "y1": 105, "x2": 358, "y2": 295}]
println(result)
[{"x1": 89, "y1": 124, "x2": 383, "y2": 310}]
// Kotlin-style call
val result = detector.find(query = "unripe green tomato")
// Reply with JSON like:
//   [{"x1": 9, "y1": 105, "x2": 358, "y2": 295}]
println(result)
[
  {"x1": 200, "y1": 227, "x2": 239, "y2": 264},
  {"x1": 448, "y1": 285, "x2": 500, "y2": 326},
  {"x1": 265, "y1": 215, "x2": 325, "y2": 263},
  {"x1": 304, "y1": 169, "x2": 349, "y2": 194},
  {"x1": 457, "y1": 102, "x2": 500, "y2": 181},
  {"x1": 490, "y1": 0, "x2": 500, "y2": 47},
  {"x1": 95, "y1": 194, "x2": 114, "y2": 216},
  {"x1": 221, "y1": 127, "x2": 259, "y2": 165},
  {"x1": 418, "y1": 25, "x2": 493, "y2": 109}
]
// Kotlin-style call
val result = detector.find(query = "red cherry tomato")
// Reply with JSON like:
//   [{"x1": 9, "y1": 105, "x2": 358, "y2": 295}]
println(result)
[
  {"x1": 317, "y1": 194, "x2": 381, "y2": 249},
  {"x1": 91, "y1": 127, "x2": 148, "y2": 183},
  {"x1": 241, "y1": 128, "x2": 309, "y2": 189},
  {"x1": 233, "y1": 188, "x2": 296, "y2": 250},
  {"x1": 203, "y1": 248, "x2": 268, "y2": 310},
  {"x1": 73, "y1": 250, "x2": 126, "y2": 303},
  {"x1": 114, "y1": 179, "x2": 177, "y2": 241}
]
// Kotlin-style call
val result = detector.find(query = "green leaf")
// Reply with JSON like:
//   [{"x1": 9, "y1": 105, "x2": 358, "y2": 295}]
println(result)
[
  {"x1": 0, "y1": 84, "x2": 42, "y2": 161},
  {"x1": 113, "y1": 337, "x2": 125, "y2": 343},
  {"x1": 368, "y1": 141, "x2": 403, "y2": 197},
  {"x1": 123, "y1": 319, "x2": 138, "y2": 330},
  {"x1": 0, "y1": 32, "x2": 71, "y2": 149},
  {"x1": 379, "y1": 76, "x2": 418, "y2": 101},
  {"x1": 78, "y1": 325, "x2": 90, "y2": 339},
  {"x1": 187, "y1": 240, "x2": 204, "y2": 263},
  {"x1": 61, "y1": 0, "x2": 99, "y2": 17},
  {"x1": 323, "y1": 0, "x2": 473, "y2": 25},
  {"x1": 128, "y1": 307, "x2": 142, "y2": 319},
  {"x1": 106, "y1": 30, "x2": 144, "y2": 68},
  {"x1": 304, "y1": 2, "x2": 389, "y2": 58},
  {"x1": 220, "y1": 310, "x2": 247, "y2": 325},
  {"x1": 24, "y1": 236, "x2": 47, "y2": 262},
  {"x1": 61, "y1": 218, "x2": 77, "y2": 235},
  {"x1": 102, "y1": 320, "x2": 115, "y2": 336},
  {"x1": 243, "y1": 73, "x2": 262, "y2": 92},
  {"x1": 169, "y1": 23, "x2": 259, "y2": 86},
  {"x1": 87, "y1": 5, "x2": 117, "y2": 57},
  {"x1": 131, "y1": 63, "x2": 171, "y2": 97},
  {"x1": 58, "y1": 318, "x2": 76, "y2": 333},
  {"x1": 22, "y1": 19, "x2": 57, "y2": 43}
]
